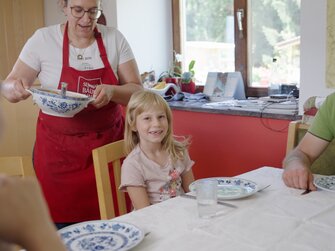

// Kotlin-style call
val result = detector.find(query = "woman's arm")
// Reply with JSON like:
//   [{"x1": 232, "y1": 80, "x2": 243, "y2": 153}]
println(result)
[
  {"x1": 181, "y1": 169, "x2": 195, "y2": 193},
  {"x1": 92, "y1": 59, "x2": 143, "y2": 108},
  {"x1": 1, "y1": 59, "x2": 38, "y2": 103},
  {"x1": 126, "y1": 186, "x2": 151, "y2": 210}
]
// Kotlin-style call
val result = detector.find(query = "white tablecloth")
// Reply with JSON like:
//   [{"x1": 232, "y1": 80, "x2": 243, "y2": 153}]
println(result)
[{"x1": 112, "y1": 167, "x2": 335, "y2": 251}]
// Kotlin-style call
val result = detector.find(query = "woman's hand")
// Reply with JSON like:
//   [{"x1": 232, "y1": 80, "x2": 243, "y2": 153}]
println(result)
[
  {"x1": 1, "y1": 79, "x2": 31, "y2": 103},
  {"x1": 92, "y1": 84, "x2": 114, "y2": 108},
  {"x1": 2, "y1": 59, "x2": 38, "y2": 103}
]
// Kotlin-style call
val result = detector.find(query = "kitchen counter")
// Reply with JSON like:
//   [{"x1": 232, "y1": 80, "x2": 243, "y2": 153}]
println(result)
[{"x1": 168, "y1": 99, "x2": 301, "y2": 121}]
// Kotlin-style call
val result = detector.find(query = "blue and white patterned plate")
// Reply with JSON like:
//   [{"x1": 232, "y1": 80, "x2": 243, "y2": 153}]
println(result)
[
  {"x1": 58, "y1": 220, "x2": 144, "y2": 251},
  {"x1": 189, "y1": 177, "x2": 258, "y2": 200},
  {"x1": 314, "y1": 176, "x2": 335, "y2": 192}
]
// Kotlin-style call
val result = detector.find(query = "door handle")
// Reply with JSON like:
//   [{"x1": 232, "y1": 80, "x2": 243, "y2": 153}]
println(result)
[{"x1": 236, "y1": 8, "x2": 244, "y2": 39}]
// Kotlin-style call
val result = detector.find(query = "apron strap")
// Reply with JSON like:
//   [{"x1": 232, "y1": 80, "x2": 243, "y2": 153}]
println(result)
[
  {"x1": 94, "y1": 29, "x2": 119, "y2": 84},
  {"x1": 63, "y1": 22, "x2": 70, "y2": 67}
]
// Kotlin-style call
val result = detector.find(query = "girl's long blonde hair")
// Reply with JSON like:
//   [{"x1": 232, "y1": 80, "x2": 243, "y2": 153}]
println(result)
[{"x1": 124, "y1": 90, "x2": 190, "y2": 162}]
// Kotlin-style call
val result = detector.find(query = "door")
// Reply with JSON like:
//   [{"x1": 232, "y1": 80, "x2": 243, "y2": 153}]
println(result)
[{"x1": 0, "y1": 0, "x2": 44, "y2": 156}]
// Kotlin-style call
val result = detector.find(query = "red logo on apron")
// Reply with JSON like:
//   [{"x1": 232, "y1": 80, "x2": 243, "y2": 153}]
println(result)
[{"x1": 78, "y1": 76, "x2": 102, "y2": 97}]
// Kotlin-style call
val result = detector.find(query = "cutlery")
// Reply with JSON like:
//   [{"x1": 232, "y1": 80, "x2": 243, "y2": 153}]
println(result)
[
  {"x1": 301, "y1": 189, "x2": 311, "y2": 195},
  {"x1": 257, "y1": 184, "x2": 271, "y2": 192},
  {"x1": 180, "y1": 194, "x2": 238, "y2": 209}
]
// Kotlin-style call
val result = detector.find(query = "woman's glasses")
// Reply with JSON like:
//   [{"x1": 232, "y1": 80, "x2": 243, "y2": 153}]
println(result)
[{"x1": 70, "y1": 6, "x2": 102, "y2": 20}]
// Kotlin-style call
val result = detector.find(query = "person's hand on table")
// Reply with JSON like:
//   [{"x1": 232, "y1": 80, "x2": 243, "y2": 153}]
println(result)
[
  {"x1": 282, "y1": 163, "x2": 317, "y2": 191},
  {"x1": 0, "y1": 175, "x2": 66, "y2": 251}
]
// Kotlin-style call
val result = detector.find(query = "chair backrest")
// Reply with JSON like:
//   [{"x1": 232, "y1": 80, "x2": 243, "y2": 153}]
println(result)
[
  {"x1": 0, "y1": 156, "x2": 35, "y2": 177},
  {"x1": 286, "y1": 120, "x2": 309, "y2": 154},
  {"x1": 92, "y1": 139, "x2": 127, "y2": 220},
  {"x1": 286, "y1": 120, "x2": 335, "y2": 175}
]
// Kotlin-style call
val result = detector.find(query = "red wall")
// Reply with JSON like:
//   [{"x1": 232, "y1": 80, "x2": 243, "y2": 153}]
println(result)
[{"x1": 172, "y1": 110, "x2": 289, "y2": 179}]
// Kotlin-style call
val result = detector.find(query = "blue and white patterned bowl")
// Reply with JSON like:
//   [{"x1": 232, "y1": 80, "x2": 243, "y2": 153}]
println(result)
[
  {"x1": 58, "y1": 220, "x2": 144, "y2": 251},
  {"x1": 314, "y1": 176, "x2": 335, "y2": 192},
  {"x1": 27, "y1": 87, "x2": 94, "y2": 118}
]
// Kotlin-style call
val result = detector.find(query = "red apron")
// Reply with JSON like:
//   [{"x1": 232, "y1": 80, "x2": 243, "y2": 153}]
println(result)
[{"x1": 33, "y1": 23, "x2": 124, "y2": 222}]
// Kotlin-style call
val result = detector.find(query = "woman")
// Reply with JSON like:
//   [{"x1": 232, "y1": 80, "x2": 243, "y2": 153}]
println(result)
[{"x1": 1, "y1": 0, "x2": 142, "y2": 229}]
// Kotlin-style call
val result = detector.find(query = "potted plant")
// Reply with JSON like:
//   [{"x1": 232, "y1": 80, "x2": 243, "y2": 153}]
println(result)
[
  {"x1": 158, "y1": 67, "x2": 181, "y2": 85},
  {"x1": 180, "y1": 60, "x2": 196, "y2": 93},
  {"x1": 158, "y1": 51, "x2": 182, "y2": 84}
]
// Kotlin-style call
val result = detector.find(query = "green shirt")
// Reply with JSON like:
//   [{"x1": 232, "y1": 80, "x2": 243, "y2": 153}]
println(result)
[
  {"x1": 309, "y1": 92, "x2": 335, "y2": 142},
  {"x1": 308, "y1": 92, "x2": 335, "y2": 174}
]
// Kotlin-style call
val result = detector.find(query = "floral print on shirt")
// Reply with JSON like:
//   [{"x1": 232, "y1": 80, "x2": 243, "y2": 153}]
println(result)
[{"x1": 159, "y1": 168, "x2": 182, "y2": 201}]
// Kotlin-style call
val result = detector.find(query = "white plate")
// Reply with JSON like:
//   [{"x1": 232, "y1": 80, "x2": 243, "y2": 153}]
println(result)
[
  {"x1": 58, "y1": 220, "x2": 144, "y2": 251},
  {"x1": 314, "y1": 176, "x2": 335, "y2": 192},
  {"x1": 189, "y1": 177, "x2": 258, "y2": 200}
]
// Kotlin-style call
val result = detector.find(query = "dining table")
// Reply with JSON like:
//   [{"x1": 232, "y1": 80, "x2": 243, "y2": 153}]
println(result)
[{"x1": 108, "y1": 166, "x2": 335, "y2": 251}]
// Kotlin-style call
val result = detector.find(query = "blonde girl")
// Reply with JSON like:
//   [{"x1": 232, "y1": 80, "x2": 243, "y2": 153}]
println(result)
[{"x1": 120, "y1": 90, "x2": 194, "y2": 210}]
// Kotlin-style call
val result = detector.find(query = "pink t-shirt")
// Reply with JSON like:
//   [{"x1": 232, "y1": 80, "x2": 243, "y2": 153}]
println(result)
[{"x1": 120, "y1": 145, "x2": 194, "y2": 205}]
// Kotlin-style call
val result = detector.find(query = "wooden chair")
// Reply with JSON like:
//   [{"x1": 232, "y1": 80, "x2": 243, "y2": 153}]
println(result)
[
  {"x1": 0, "y1": 156, "x2": 35, "y2": 251},
  {"x1": 92, "y1": 139, "x2": 127, "y2": 220},
  {"x1": 286, "y1": 120, "x2": 309, "y2": 154},
  {"x1": 286, "y1": 120, "x2": 335, "y2": 175},
  {"x1": 0, "y1": 156, "x2": 35, "y2": 177}
]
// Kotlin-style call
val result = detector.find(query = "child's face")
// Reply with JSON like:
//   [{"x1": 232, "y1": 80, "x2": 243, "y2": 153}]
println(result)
[{"x1": 134, "y1": 106, "x2": 168, "y2": 146}]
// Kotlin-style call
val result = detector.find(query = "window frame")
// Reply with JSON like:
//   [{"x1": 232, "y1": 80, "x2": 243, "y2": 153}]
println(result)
[{"x1": 171, "y1": 0, "x2": 268, "y2": 97}]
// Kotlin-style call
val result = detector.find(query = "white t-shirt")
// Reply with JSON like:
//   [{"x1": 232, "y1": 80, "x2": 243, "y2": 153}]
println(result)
[
  {"x1": 120, "y1": 145, "x2": 194, "y2": 205},
  {"x1": 19, "y1": 24, "x2": 135, "y2": 89}
]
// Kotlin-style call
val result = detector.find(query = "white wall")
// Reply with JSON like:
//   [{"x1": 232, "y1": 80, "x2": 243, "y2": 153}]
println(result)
[
  {"x1": 300, "y1": 0, "x2": 332, "y2": 112},
  {"x1": 116, "y1": 0, "x2": 172, "y2": 79},
  {"x1": 101, "y1": 0, "x2": 117, "y2": 27},
  {"x1": 44, "y1": 0, "x2": 66, "y2": 25},
  {"x1": 44, "y1": 0, "x2": 117, "y2": 26}
]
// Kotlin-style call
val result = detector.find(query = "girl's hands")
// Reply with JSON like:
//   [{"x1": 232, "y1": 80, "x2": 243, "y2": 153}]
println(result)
[{"x1": 92, "y1": 84, "x2": 114, "y2": 108}]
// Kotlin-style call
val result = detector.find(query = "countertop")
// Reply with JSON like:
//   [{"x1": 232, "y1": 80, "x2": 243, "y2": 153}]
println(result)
[{"x1": 168, "y1": 99, "x2": 301, "y2": 121}]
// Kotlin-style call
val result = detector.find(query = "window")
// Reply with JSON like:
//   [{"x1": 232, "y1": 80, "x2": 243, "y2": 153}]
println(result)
[{"x1": 172, "y1": 0, "x2": 301, "y2": 97}]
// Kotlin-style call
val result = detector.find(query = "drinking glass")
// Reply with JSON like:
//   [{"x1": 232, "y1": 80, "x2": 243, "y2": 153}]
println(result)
[{"x1": 196, "y1": 179, "x2": 218, "y2": 218}]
